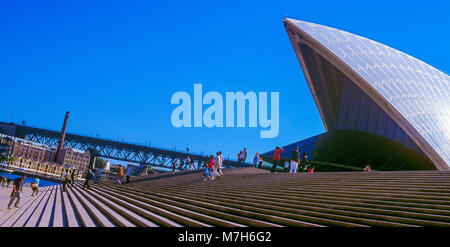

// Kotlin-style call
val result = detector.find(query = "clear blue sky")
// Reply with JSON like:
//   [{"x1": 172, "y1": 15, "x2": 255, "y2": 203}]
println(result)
[{"x1": 1, "y1": 0, "x2": 449, "y2": 161}]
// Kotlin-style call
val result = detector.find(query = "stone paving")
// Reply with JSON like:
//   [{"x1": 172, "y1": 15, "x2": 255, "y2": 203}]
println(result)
[{"x1": 0, "y1": 184, "x2": 34, "y2": 219}]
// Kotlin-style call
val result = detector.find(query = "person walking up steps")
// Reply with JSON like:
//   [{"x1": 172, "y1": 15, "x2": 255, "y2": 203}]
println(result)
[
  {"x1": 202, "y1": 155, "x2": 215, "y2": 182},
  {"x1": 82, "y1": 167, "x2": 94, "y2": 190},
  {"x1": 237, "y1": 150, "x2": 243, "y2": 166},
  {"x1": 218, "y1": 152, "x2": 224, "y2": 175},
  {"x1": 117, "y1": 165, "x2": 124, "y2": 185},
  {"x1": 31, "y1": 178, "x2": 39, "y2": 196},
  {"x1": 62, "y1": 174, "x2": 71, "y2": 192},
  {"x1": 214, "y1": 152, "x2": 223, "y2": 177},
  {"x1": 238, "y1": 148, "x2": 248, "y2": 167},
  {"x1": 172, "y1": 160, "x2": 178, "y2": 174},
  {"x1": 271, "y1": 146, "x2": 284, "y2": 173},
  {"x1": 290, "y1": 147, "x2": 300, "y2": 173},
  {"x1": 95, "y1": 168, "x2": 103, "y2": 183},
  {"x1": 186, "y1": 156, "x2": 192, "y2": 170},
  {"x1": 70, "y1": 170, "x2": 76, "y2": 187},
  {"x1": 7, "y1": 174, "x2": 26, "y2": 209},
  {"x1": 253, "y1": 153, "x2": 260, "y2": 168},
  {"x1": 126, "y1": 165, "x2": 133, "y2": 184}
]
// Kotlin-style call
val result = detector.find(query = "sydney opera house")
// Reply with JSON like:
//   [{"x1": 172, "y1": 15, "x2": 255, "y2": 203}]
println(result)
[{"x1": 264, "y1": 19, "x2": 450, "y2": 171}]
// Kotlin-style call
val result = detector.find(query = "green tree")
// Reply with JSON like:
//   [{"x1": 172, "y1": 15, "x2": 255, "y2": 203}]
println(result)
[
  {"x1": 6, "y1": 155, "x2": 15, "y2": 166},
  {"x1": 94, "y1": 157, "x2": 107, "y2": 169}
]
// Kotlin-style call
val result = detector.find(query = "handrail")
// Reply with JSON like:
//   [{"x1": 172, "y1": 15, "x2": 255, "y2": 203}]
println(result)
[
  {"x1": 260, "y1": 155, "x2": 366, "y2": 172},
  {"x1": 307, "y1": 160, "x2": 365, "y2": 171}
]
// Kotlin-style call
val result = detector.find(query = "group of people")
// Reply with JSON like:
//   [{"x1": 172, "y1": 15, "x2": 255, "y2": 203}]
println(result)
[
  {"x1": 172, "y1": 155, "x2": 196, "y2": 173},
  {"x1": 61, "y1": 170, "x2": 77, "y2": 192},
  {"x1": 252, "y1": 152, "x2": 264, "y2": 168},
  {"x1": 270, "y1": 146, "x2": 313, "y2": 173},
  {"x1": 3, "y1": 173, "x2": 70, "y2": 209},
  {"x1": 3, "y1": 171, "x2": 77, "y2": 209},
  {"x1": 0, "y1": 176, "x2": 12, "y2": 188},
  {"x1": 116, "y1": 164, "x2": 133, "y2": 185},
  {"x1": 5, "y1": 175, "x2": 42, "y2": 209},
  {"x1": 82, "y1": 164, "x2": 133, "y2": 190},
  {"x1": 202, "y1": 151, "x2": 224, "y2": 181},
  {"x1": 237, "y1": 148, "x2": 248, "y2": 167},
  {"x1": 4, "y1": 163, "x2": 136, "y2": 209}
]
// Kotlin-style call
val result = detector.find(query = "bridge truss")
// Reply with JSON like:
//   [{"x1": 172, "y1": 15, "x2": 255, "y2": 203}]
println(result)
[{"x1": 0, "y1": 122, "x2": 245, "y2": 171}]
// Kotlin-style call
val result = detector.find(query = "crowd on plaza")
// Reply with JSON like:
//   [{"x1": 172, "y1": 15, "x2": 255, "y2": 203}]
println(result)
[
  {"x1": 2, "y1": 174, "x2": 42, "y2": 210},
  {"x1": 2, "y1": 168, "x2": 81, "y2": 210},
  {"x1": 270, "y1": 146, "x2": 314, "y2": 173},
  {"x1": 81, "y1": 163, "x2": 133, "y2": 190},
  {"x1": 196, "y1": 145, "x2": 316, "y2": 182},
  {"x1": 0, "y1": 176, "x2": 12, "y2": 189},
  {"x1": 3, "y1": 145, "x2": 373, "y2": 210}
]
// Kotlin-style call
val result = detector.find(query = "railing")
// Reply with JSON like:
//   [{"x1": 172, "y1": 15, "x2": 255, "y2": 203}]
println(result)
[
  {"x1": 260, "y1": 155, "x2": 366, "y2": 172},
  {"x1": 307, "y1": 160, "x2": 365, "y2": 171}
]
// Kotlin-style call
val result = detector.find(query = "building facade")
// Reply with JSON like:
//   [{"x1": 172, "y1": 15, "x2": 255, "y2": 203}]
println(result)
[
  {"x1": 2, "y1": 135, "x2": 90, "y2": 176},
  {"x1": 56, "y1": 147, "x2": 90, "y2": 173},
  {"x1": 263, "y1": 19, "x2": 449, "y2": 171},
  {"x1": 10, "y1": 156, "x2": 83, "y2": 179},
  {"x1": 12, "y1": 139, "x2": 55, "y2": 162},
  {"x1": 0, "y1": 134, "x2": 13, "y2": 159}
]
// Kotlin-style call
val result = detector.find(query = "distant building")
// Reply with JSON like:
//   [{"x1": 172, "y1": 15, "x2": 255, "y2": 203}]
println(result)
[
  {"x1": 56, "y1": 148, "x2": 90, "y2": 174},
  {"x1": 0, "y1": 135, "x2": 13, "y2": 158},
  {"x1": 6, "y1": 136, "x2": 90, "y2": 174},
  {"x1": 11, "y1": 156, "x2": 81, "y2": 179},
  {"x1": 12, "y1": 139, "x2": 55, "y2": 162}
]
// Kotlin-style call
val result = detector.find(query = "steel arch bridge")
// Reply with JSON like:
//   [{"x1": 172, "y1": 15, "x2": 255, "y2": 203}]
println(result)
[{"x1": 0, "y1": 122, "x2": 244, "y2": 171}]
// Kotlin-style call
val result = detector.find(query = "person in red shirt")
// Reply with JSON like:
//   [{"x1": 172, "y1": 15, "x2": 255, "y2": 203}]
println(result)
[
  {"x1": 117, "y1": 165, "x2": 124, "y2": 185},
  {"x1": 271, "y1": 146, "x2": 284, "y2": 173},
  {"x1": 202, "y1": 155, "x2": 215, "y2": 181}
]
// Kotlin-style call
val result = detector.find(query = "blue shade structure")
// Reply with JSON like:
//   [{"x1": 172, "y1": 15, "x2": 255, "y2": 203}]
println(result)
[{"x1": 281, "y1": 18, "x2": 450, "y2": 170}]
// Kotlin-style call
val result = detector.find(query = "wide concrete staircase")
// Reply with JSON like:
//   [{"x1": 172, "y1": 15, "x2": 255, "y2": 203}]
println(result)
[{"x1": 1, "y1": 168, "x2": 450, "y2": 227}]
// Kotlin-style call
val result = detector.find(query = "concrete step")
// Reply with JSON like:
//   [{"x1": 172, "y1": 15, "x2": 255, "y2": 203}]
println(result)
[
  {"x1": 96, "y1": 184, "x2": 267, "y2": 227},
  {"x1": 71, "y1": 186, "x2": 136, "y2": 227},
  {"x1": 15, "y1": 186, "x2": 55, "y2": 227},
  {"x1": 131, "y1": 185, "x2": 419, "y2": 227},
  {"x1": 23, "y1": 187, "x2": 54, "y2": 227},
  {"x1": 80, "y1": 185, "x2": 174, "y2": 227},
  {"x1": 86, "y1": 184, "x2": 210, "y2": 227},
  {"x1": 2, "y1": 169, "x2": 450, "y2": 227},
  {"x1": 66, "y1": 187, "x2": 97, "y2": 227},
  {"x1": 61, "y1": 187, "x2": 80, "y2": 227},
  {"x1": 102, "y1": 184, "x2": 330, "y2": 227},
  {"x1": 155, "y1": 186, "x2": 450, "y2": 227},
  {"x1": 0, "y1": 186, "x2": 54, "y2": 227}
]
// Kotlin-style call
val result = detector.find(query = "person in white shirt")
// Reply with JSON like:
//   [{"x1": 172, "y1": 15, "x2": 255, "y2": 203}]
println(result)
[
  {"x1": 219, "y1": 152, "x2": 224, "y2": 175},
  {"x1": 186, "y1": 156, "x2": 192, "y2": 170},
  {"x1": 215, "y1": 152, "x2": 223, "y2": 176},
  {"x1": 238, "y1": 148, "x2": 248, "y2": 167},
  {"x1": 290, "y1": 147, "x2": 300, "y2": 173}
]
